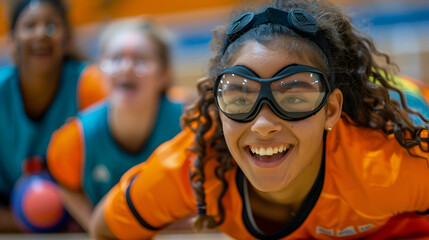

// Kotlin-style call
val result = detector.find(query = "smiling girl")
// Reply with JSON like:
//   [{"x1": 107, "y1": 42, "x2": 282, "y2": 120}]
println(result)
[
  {"x1": 0, "y1": 0, "x2": 106, "y2": 232},
  {"x1": 47, "y1": 18, "x2": 183, "y2": 231},
  {"x1": 90, "y1": 0, "x2": 429, "y2": 239}
]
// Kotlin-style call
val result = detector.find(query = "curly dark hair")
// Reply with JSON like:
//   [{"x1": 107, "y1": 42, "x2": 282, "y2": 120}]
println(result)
[{"x1": 181, "y1": 0, "x2": 429, "y2": 230}]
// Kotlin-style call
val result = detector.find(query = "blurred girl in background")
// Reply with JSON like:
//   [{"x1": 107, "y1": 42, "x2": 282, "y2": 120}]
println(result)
[
  {"x1": 47, "y1": 18, "x2": 183, "y2": 231},
  {"x1": 0, "y1": 0, "x2": 106, "y2": 232}
]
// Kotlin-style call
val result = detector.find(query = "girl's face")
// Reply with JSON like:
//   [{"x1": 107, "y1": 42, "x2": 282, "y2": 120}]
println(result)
[
  {"x1": 100, "y1": 30, "x2": 168, "y2": 109},
  {"x1": 220, "y1": 40, "x2": 342, "y2": 193},
  {"x1": 12, "y1": 2, "x2": 69, "y2": 73}
]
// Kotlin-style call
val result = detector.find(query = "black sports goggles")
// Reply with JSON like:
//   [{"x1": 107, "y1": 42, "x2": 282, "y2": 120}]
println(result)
[{"x1": 214, "y1": 64, "x2": 331, "y2": 122}]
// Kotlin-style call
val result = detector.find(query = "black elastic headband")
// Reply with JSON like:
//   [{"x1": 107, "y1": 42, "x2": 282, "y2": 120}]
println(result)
[
  {"x1": 11, "y1": 0, "x2": 67, "y2": 31},
  {"x1": 222, "y1": 7, "x2": 335, "y2": 89}
]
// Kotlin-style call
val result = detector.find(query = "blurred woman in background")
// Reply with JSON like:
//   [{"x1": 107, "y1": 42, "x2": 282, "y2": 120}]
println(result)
[
  {"x1": 0, "y1": 0, "x2": 106, "y2": 232},
  {"x1": 47, "y1": 18, "x2": 184, "y2": 231}
]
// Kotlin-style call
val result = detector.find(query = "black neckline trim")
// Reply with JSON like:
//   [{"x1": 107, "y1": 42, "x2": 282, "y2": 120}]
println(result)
[{"x1": 236, "y1": 133, "x2": 326, "y2": 239}]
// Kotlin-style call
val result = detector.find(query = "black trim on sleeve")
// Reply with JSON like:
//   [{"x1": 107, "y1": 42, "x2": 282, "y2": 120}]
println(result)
[
  {"x1": 126, "y1": 175, "x2": 162, "y2": 231},
  {"x1": 417, "y1": 209, "x2": 429, "y2": 215}
]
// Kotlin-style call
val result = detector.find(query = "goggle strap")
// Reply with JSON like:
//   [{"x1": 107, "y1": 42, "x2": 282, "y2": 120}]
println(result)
[{"x1": 222, "y1": 7, "x2": 336, "y2": 89}]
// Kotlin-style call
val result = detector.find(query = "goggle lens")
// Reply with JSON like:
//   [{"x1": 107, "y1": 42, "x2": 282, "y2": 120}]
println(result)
[
  {"x1": 217, "y1": 74, "x2": 260, "y2": 114},
  {"x1": 271, "y1": 72, "x2": 325, "y2": 112}
]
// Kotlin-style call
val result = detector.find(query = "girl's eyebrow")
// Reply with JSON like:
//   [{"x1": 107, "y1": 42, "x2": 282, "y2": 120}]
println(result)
[
  {"x1": 223, "y1": 83, "x2": 260, "y2": 93},
  {"x1": 278, "y1": 81, "x2": 318, "y2": 90}
]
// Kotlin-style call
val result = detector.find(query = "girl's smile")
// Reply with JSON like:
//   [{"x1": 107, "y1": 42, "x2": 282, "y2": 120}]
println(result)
[{"x1": 247, "y1": 144, "x2": 293, "y2": 168}]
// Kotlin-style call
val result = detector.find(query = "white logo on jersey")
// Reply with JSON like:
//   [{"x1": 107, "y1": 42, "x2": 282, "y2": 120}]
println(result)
[
  {"x1": 316, "y1": 226, "x2": 334, "y2": 236},
  {"x1": 358, "y1": 224, "x2": 374, "y2": 232},
  {"x1": 337, "y1": 226, "x2": 356, "y2": 237},
  {"x1": 92, "y1": 164, "x2": 111, "y2": 183},
  {"x1": 316, "y1": 224, "x2": 374, "y2": 237}
]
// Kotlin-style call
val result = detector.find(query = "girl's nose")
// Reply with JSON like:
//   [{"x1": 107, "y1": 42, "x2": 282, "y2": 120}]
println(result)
[
  {"x1": 250, "y1": 104, "x2": 282, "y2": 136},
  {"x1": 35, "y1": 24, "x2": 47, "y2": 38}
]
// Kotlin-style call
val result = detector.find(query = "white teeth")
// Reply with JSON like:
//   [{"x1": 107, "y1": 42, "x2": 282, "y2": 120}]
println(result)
[
  {"x1": 251, "y1": 146, "x2": 258, "y2": 154},
  {"x1": 250, "y1": 145, "x2": 289, "y2": 156},
  {"x1": 273, "y1": 147, "x2": 278, "y2": 154}
]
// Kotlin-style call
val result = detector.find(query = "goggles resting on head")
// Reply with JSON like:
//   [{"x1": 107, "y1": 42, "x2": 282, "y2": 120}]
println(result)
[{"x1": 214, "y1": 64, "x2": 331, "y2": 122}]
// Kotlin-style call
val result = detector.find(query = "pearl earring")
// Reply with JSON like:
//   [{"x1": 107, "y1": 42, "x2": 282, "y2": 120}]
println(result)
[{"x1": 327, "y1": 127, "x2": 332, "y2": 131}]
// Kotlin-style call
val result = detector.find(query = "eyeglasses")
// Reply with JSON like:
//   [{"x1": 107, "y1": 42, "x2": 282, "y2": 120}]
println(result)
[
  {"x1": 20, "y1": 22, "x2": 58, "y2": 37},
  {"x1": 99, "y1": 57, "x2": 155, "y2": 77},
  {"x1": 214, "y1": 64, "x2": 331, "y2": 122}
]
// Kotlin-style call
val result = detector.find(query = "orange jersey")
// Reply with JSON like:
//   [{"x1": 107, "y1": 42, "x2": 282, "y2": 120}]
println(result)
[
  {"x1": 78, "y1": 64, "x2": 108, "y2": 110},
  {"x1": 45, "y1": 63, "x2": 107, "y2": 190},
  {"x1": 47, "y1": 118, "x2": 83, "y2": 190},
  {"x1": 103, "y1": 118, "x2": 429, "y2": 239},
  {"x1": 47, "y1": 96, "x2": 183, "y2": 204}
]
